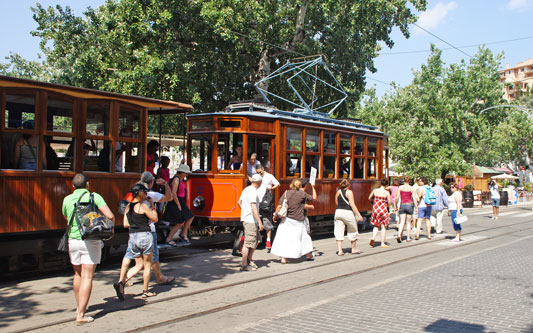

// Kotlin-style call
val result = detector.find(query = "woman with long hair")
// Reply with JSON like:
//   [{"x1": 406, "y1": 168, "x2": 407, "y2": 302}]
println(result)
[
  {"x1": 271, "y1": 179, "x2": 316, "y2": 263},
  {"x1": 369, "y1": 179, "x2": 392, "y2": 248},
  {"x1": 334, "y1": 179, "x2": 363, "y2": 255},
  {"x1": 448, "y1": 183, "x2": 463, "y2": 242},
  {"x1": 396, "y1": 176, "x2": 414, "y2": 242}
]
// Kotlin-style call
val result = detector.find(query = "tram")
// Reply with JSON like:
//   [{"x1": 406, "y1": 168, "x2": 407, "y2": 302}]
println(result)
[
  {"x1": 0, "y1": 75, "x2": 192, "y2": 273},
  {"x1": 185, "y1": 101, "x2": 389, "y2": 237}
]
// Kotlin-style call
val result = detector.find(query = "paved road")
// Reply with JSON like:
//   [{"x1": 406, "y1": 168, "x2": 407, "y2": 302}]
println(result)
[{"x1": 2, "y1": 204, "x2": 533, "y2": 332}]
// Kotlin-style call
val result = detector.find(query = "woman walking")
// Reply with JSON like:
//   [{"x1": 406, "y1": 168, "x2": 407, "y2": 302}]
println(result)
[
  {"x1": 396, "y1": 176, "x2": 414, "y2": 242},
  {"x1": 369, "y1": 179, "x2": 392, "y2": 248},
  {"x1": 164, "y1": 164, "x2": 195, "y2": 245},
  {"x1": 272, "y1": 179, "x2": 316, "y2": 263},
  {"x1": 115, "y1": 183, "x2": 158, "y2": 299},
  {"x1": 448, "y1": 183, "x2": 463, "y2": 242},
  {"x1": 334, "y1": 179, "x2": 363, "y2": 255}
]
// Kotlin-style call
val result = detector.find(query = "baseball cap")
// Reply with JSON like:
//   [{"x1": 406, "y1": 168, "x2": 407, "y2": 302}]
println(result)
[{"x1": 251, "y1": 174, "x2": 262, "y2": 182}]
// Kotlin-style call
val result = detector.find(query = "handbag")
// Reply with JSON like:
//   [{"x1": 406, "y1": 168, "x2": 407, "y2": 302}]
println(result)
[
  {"x1": 277, "y1": 191, "x2": 289, "y2": 217},
  {"x1": 75, "y1": 192, "x2": 115, "y2": 241},
  {"x1": 57, "y1": 212, "x2": 75, "y2": 253},
  {"x1": 455, "y1": 215, "x2": 468, "y2": 224}
]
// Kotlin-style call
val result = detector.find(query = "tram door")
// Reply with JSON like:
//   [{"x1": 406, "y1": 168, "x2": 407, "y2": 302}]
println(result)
[{"x1": 247, "y1": 136, "x2": 275, "y2": 174}]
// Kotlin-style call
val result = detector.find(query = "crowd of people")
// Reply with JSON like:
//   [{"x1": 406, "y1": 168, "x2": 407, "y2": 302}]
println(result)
[{"x1": 62, "y1": 147, "x2": 485, "y2": 324}]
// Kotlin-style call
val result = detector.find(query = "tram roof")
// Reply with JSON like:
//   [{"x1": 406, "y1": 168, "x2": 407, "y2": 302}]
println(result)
[
  {"x1": 0, "y1": 75, "x2": 193, "y2": 113},
  {"x1": 188, "y1": 102, "x2": 383, "y2": 134}
]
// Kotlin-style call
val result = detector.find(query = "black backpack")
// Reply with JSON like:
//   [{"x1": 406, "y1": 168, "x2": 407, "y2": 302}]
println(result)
[{"x1": 259, "y1": 190, "x2": 275, "y2": 212}]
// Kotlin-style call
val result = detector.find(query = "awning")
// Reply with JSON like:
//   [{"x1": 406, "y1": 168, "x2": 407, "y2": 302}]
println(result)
[
  {"x1": 474, "y1": 166, "x2": 503, "y2": 177},
  {"x1": 492, "y1": 167, "x2": 514, "y2": 174}
]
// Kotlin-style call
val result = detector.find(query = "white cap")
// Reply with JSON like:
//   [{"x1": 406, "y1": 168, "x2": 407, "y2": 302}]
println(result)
[
  {"x1": 435, "y1": 178, "x2": 443, "y2": 185},
  {"x1": 251, "y1": 174, "x2": 262, "y2": 182}
]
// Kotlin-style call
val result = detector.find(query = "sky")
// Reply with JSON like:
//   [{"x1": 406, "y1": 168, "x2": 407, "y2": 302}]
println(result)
[{"x1": 1, "y1": 0, "x2": 533, "y2": 98}]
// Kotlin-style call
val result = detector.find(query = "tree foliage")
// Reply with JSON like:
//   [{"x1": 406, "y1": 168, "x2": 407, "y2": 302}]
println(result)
[
  {"x1": 0, "y1": 0, "x2": 427, "y2": 135},
  {"x1": 356, "y1": 45, "x2": 526, "y2": 180}
]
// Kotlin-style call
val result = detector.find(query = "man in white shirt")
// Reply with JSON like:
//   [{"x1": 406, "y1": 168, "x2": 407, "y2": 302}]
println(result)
[
  {"x1": 238, "y1": 174, "x2": 264, "y2": 271},
  {"x1": 489, "y1": 180, "x2": 500, "y2": 220},
  {"x1": 255, "y1": 164, "x2": 280, "y2": 252}
]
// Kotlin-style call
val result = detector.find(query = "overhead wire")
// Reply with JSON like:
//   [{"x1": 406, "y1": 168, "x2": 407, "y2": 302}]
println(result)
[{"x1": 412, "y1": 23, "x2": 472, "y2": 58}]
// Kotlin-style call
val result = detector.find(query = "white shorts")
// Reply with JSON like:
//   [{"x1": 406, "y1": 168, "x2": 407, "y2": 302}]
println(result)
[{"x1": 68, "y1": 239, "x2": 103, "y2": 265}]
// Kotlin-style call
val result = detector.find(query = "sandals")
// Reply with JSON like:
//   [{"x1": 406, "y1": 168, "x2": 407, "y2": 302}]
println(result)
[
  {"x1": 113, "y1": 281, "x2": 125, "y2": 301},
  {"x1": 166, "y1": 240, "x2": 178, "y2": 247},
  {"x1": 351, "y1": 249, "x2": 361, "y2": 255},
  {"x1": 369, "y1": 239, "x2": 375, "y2": 247},
  {"x1": 76, "y1": 316, "x2": 94, "y2": 325},
  {"x1": 157, "y1": 276, "x2": 175, "y2": 285},
  {"x1": 142, "y1": 290, "x2": 157, "y2": 298},
  {"x1": 396, "y1": 237, "x2": 402, "y2": 243},
  {"x1": 336, "y1": 251, "x2": 345, "y2": 256}
]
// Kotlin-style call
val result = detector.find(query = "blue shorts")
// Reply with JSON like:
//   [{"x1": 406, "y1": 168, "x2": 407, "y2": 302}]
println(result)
[
  {"x1": 124, "y1": 232, "x2": 154, "y2": 259},
  {"x1": 125, "y1": 231, "x2": 159, "y2": 262},
  {"x1": 491, "y1": 198, "x2": 500, "y2": 207},
  {"x1": 450, "y1": 209, "x2": 463, "y2": 231},
  {"x1": 418, "y1": 206, "x2": 432, "y2": 219},
  {"x1": 399, "y1": 203, "x2": 414, "y2": 215}
]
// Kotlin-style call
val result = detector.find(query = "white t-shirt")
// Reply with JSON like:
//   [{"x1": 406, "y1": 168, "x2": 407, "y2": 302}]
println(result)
[
  {"x1": 145, "y1": 191, "x2": 164, "y2": 232},
  {"x1": 247, "y1": 160, "x2": 261, "y2": 177},
  {"x1": 256, "y1": 172, "x2": 280, "y2": 201},
  {"x1": 239, "y1": 186, "x2": 259, "y2": 224},
  {"x1": 489, "y1": 185, "x2": 500, "y2": 199}
]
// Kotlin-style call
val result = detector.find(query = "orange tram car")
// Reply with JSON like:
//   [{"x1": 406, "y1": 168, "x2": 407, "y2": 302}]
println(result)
[
  {"x1": 185, "y1": 101, "x2": 389, "y2": 240},
  {"x1": 0, "y1": 75, "x2": 192, "y2": 274}
]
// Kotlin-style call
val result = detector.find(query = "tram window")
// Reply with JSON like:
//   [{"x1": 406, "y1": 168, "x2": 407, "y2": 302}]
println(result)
[
  {"x1": 1, "y1": 129, "x2": 40, "y2": 170},
  {"x1": 287, "y1": 127, "x2": 302, "y2": 151},
  {"x1": 86, "y1": 102, "x2": 110, "y2": 136},
  {"x1": 44, "y1": 136, "x2": 74, "y2": 171},
  {"x1": 5, "y1": 94, "x2": 35, "y2": 129},
  {"x1": 323, "y1": 156, "x2": 336, "y2": 178},
  {"x1": 286, "y1": 153, "x2": 301, "y2": 178},
  {"x1": 46, "y1": 98, "x2": 73, "y2": 133},
  {"x1": 190, "y1": 136, "x2": 212, "y2": 172},
  {"x1": 341, "y1": 157, "x2": 351, "y2": 179},
  {"x1": 368, "y1": 138, "x2": 378, "y2": 157},
  {"x1": 119, "y1": 142, "x2": 142, "y2": 173},
  {"x1": 191, "y1": 120, "x2": 213, "y2": 130},
  {"x1": 305, "y1": 154, "x2": 320, "y2": 177},
  {"x1": 218, "y1": 133, "x2": 242, "y2": 172},
  {"x1": 353, "y1": 158, "x2": 365, "y2": 179},
  {"x1": 306, "y1": 129, "x2": 319, "y2": 152},
  {"x1": 354, "y1": 136, "x2": 364, "y2": 156},
  {"x1": 368, "y1": 159, "x2": 377, "y2": 178},
  {"x1": 340, "y1": 134, "x2": 351, "y2": 155},
  {"x1": 83, "y1": 139, "x2": 112, "y2": 172},
  {"x1": 323, "y1": 132, "x2": 336, "y2": 154},
  {"x1": 220, "y1": 120, "x2": 240, "y2": 128},
  {"x1": 119, "y1": 108, "x2": 140, "y2": 138}
]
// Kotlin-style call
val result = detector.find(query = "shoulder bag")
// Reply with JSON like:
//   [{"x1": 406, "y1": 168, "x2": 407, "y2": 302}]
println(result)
[
  {"x1": 277, "y1": 191, "x2": 289, "y2": 218},
  {"x1": 57, "y1": 211, "x2": 75, "y2": 253}
]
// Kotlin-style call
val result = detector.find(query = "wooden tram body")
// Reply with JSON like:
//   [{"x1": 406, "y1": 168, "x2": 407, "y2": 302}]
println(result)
[
  {"x1": 0, "y1": 76, "x2": 192, "y2": 273},
  {"x1": 185, "y1": 102, "x2": 388, "y2": 233}
]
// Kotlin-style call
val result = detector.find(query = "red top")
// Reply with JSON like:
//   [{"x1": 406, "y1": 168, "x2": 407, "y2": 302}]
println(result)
[{"x1": 400, "y1": 190, "x2": 413, "y2": 203}]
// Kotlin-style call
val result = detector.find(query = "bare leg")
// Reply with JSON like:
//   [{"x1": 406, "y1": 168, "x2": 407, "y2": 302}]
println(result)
[
  {"x1": 495, "y1": 206, "x2": 499, "y2": 219},
  {"x1": 406, "y1": 215, "x2": 412, "y2": 240},
  {"x1": 142, "y1": 254, "x2": 153, "y2": 292},
  {"x1": 426, "y1": 218, "x2": 432, "y2": 239},
  {"x1": 166, "y1": 223, "x2": 184, "y2": 242},
  {"x1": 75, "y1": 264, "x2": 96, "y2": 322},
  {"x1": 124, "y1": 257, "x2": 144, "y2": 283},
  {"x1": 350, "y1": 240, "x2": 359, "y2": 254},
  {"x1": 380, "y1": 224, "x2": 387, "y2": 247},
  {"x1": 397, "y1": 213, "x2": 406, "y2": 241},
  {"x1": 371, "y1": 226, "x2": 379, "y2": 241},
  {"x1": 73, "y1": 265, "x2": 81, "y2": 313},
  {"x1": 416, "y1": 218, "x2": 422, "y2": 239},
  {"x1": 118, "y1": 257, "x2": 132, "y2": 283},
  {"x1": 336, "y1": 240, "x2": 344, "y2": 254},
  {"x1": 180, "y1": 217, "x2": 194, "y2": 240},
  {"x1": 247, "y1": 248, "x2": 255, "y2": 262},
  {"x1": 241, "y1": 247, "x2": 250, "y2": 267}
]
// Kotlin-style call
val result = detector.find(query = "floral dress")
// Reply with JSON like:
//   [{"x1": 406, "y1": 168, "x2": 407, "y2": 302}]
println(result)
[{"x1": 371, "y1": 196, "x2": 390, "y2": 227}]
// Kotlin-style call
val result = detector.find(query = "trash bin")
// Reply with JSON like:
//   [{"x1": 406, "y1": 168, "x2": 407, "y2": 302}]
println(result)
[
  {"x1": 463, "y1": 190, "x2": 474, "y2": 208},
  {"x1": 500, "y1": 191, "x2": 508, "y2": 206}
]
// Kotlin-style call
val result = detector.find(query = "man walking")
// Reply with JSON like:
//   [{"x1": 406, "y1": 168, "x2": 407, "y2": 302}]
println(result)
[
  {"x1": 489, "y1": 180, "x2": 500, "y2": 220},
  {"x1": 430, "y1": 179, "x2": 448, "y2": 234},
  {"x1": 255, "y1": 164, "x2": 280, "y2": 252},
  {"x1": 63, "y1": 173, "x2": 115, "y2": 324},
  {"x1": 238, "y1": 174, "x2": 264, "y2": 271}
]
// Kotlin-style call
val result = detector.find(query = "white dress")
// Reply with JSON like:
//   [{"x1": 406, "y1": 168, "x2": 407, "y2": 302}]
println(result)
[{"x1": 271, "y1": 217, "x2": 313, "y2": 258}]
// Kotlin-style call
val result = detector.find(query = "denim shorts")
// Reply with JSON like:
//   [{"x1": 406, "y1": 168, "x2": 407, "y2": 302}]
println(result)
[
  {"x1": 491, "y1": 198, "x2": 500, "y2": 207},
  {"x1": 418, "y1": 206, "x2": 432, "y2": 219},
  {"x1": 399, "y1": 203, "x2": 414, "y2": 215},
  {"x1": 125, "y1": 232, "x2": 154, "y2": 259}
]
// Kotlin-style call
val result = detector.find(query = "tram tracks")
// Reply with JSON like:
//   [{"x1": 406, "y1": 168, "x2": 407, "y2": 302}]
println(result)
[{"x1": 14, "y1": 216, "x2": 533, "y2": 333}]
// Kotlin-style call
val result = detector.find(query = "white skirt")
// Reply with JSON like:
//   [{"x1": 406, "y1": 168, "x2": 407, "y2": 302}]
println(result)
[{"x1": 271, "y1": 217, "x2": 313, "y2": 259}]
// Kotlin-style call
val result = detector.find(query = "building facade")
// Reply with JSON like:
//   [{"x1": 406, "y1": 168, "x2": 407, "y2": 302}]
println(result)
[{"x1": 500, "y1": 59, "x2": 533, "y2": 101}]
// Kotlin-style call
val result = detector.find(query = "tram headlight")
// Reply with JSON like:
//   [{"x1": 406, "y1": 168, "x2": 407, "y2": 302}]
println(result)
[{"x1": 193, "y1": 195, "x2": 205, "y2": 209}]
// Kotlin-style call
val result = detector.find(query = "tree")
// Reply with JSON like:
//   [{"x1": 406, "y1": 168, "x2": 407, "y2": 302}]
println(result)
[
  {"x1": 15, "y1": 0, "x2": 427, "y2": 134},
  {"x1": 0, "y1": 53, "x2": 53, "y2": 81},
  {"x1": 356, "y1": 45, "x2": 507, "y2": 180}
]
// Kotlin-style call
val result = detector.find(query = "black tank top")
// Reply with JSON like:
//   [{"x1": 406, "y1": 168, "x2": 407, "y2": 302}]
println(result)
[
  {"x1": 127, "y1": 202, "x2": 151, "y2": 233},
  {"x1": 337, "y1": 189, "x2": 351, "y2": 210}
]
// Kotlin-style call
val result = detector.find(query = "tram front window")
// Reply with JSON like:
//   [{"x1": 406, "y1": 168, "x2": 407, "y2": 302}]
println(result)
[
  {"x1": 218, "y1": 133, "x2": 242, "y2": 173},
  {"x1": 191, "y1": 135, "x2": 212, "y2": 172}
]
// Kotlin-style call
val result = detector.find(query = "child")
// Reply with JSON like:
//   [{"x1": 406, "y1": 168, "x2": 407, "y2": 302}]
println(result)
[{"x1": 157, "y1": 156, "x2": 171, "y2": 183}]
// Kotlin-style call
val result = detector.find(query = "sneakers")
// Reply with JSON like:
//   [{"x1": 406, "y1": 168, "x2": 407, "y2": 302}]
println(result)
[
  {"x1": 266, "y1": 240, "x2": 272, "y2": 252},
  {"x1": 240, "y1": 265, "x2": 257, "y2": 271}
]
